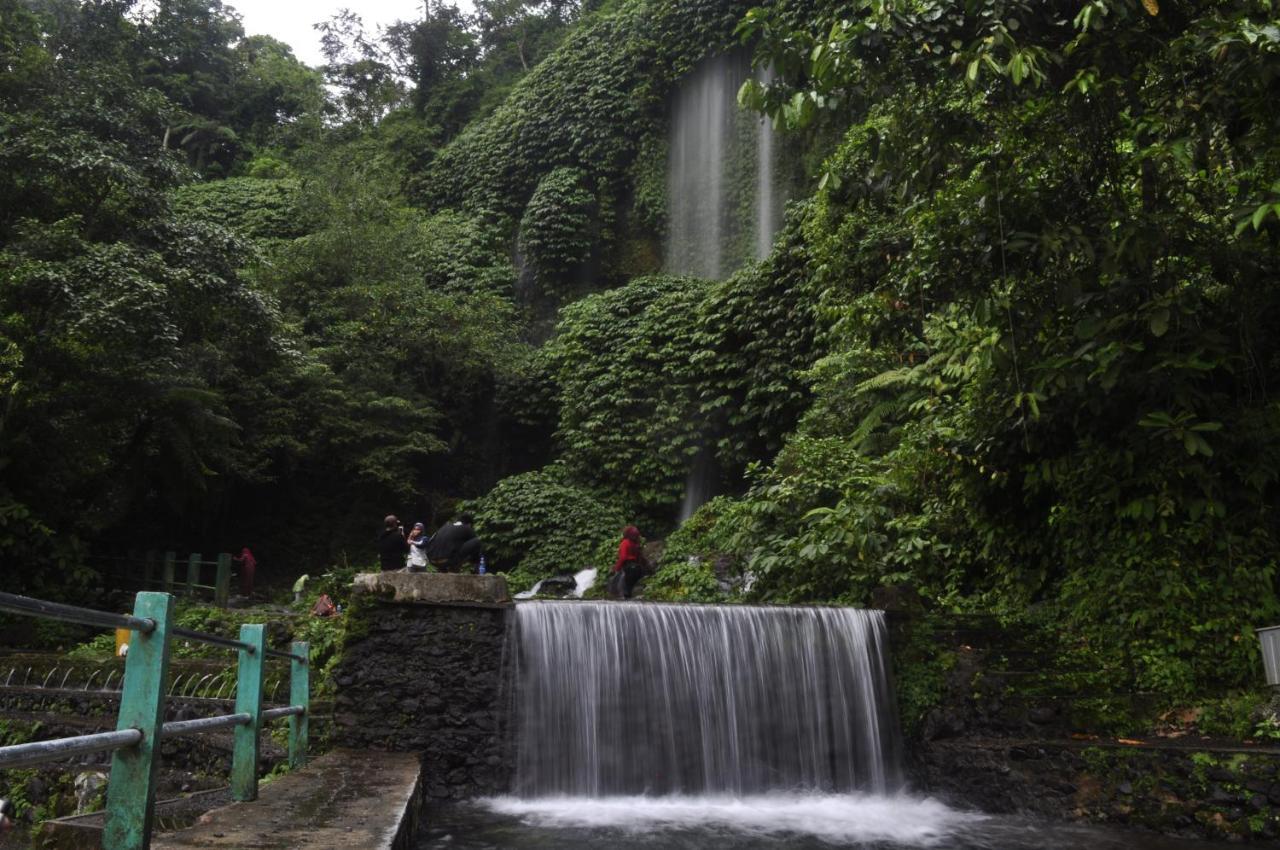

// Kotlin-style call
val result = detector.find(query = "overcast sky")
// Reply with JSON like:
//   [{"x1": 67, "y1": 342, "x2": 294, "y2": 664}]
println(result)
[{"x1": 233, "y1": 0, "x2": 473, "y2": 67}]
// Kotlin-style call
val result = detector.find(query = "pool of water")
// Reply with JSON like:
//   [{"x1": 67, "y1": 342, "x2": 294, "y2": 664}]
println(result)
[{"x1": 416, "y1": 794, "x2": 1225, "y2": 850}]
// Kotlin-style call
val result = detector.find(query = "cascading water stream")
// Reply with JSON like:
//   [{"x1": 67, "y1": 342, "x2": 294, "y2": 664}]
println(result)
[
  {"x1": 666, "y1": 53, "x2": 787, "y2": 282},
  {"x1": 666, "y1": 54, "x2": 790, "y2": 519},
  {"x1": 512, "y1": 601, "x2": 902, "y2": 797},
  {"x1": 755, "y1": 64, "x2": 780, "y2": 261}
]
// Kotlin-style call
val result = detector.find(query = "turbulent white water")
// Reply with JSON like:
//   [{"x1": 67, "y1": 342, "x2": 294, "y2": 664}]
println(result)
[
  {"x1": 515, "y1": 568, "x2": 598, "y2": 600},
  {"x1": 513, "y1": 580, "x2": 545, "y2": 600},
  {"x1": 571, "y1": 568, "x2": 596, "y2": 597},
  {"x1": 514, "y1": 602, "x2": 901, "y2": 797},
  {"x1": 481, "y1": 793, "x2": 983, "y2": 845}
]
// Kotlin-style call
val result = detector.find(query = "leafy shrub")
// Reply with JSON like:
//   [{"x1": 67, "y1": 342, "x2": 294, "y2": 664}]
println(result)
[
  {"x1": 645, "y1": 495, "x2": 748, "y2": 601},
  {"x1": 712, "y1": 0, "x2": 1280, "y2": 700},
  {"x1": 545, "y1": 274, "x2": 710, "y2": 516},
  {"x1": 467, "y1": 466, "x2": 625, "y2": 589},
  {"x1": 172, "y1": 176, "x2": 306, "y2": 242},
  {"x1": 519, "y1": 167, "x2": 596, "y2": 300}
]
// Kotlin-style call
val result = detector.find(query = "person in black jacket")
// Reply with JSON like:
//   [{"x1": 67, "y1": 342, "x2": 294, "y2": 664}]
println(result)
[
  {"x1": 426, "y1": 514, "x2": 484, "y2": 572},
  {"x1": 377, "y1": 515, "x2": 408, "y2": 571}
]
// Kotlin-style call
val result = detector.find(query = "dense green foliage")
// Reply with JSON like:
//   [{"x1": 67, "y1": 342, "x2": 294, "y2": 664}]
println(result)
[
  {"x1": 0, "y1": 0, "x2": 578, "y2": 582},
  {"x1": 518, "y1": 167, "x2": 597, "y2": 303},
  {"x1": 466, "y1": 466, "x2": 624, "y2": 585},
  {"x1": 647, "y1": 0, "x2": 1280, "y2": 700},
  {"x1": 545, "y1": 274, "x2": 709, "y2": 512},
  {"x1": 5, "y1": 0, "x2": 1280, "y2": 716}
]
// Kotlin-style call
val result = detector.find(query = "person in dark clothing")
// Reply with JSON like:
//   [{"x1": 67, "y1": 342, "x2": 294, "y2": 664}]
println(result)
[
  {"x1": 611, "y1": 525, "x2": 648, "y2": 599},
  {"x1": 426, "y1": 513, "x2": 484, "y2": 572},
  {"x1": 377, "y1": 515, "x2": 408, "y2": 571}
]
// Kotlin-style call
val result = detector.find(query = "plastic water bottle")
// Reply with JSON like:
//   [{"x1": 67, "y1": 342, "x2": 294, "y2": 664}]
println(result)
[{"x1": 478, "y1": 556, "x2": 487, "y2": 575}]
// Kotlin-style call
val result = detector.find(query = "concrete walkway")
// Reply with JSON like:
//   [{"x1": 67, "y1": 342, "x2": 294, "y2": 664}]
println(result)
[{"x1": 152, "y1": 749, "x2": 422, "y2": 850}]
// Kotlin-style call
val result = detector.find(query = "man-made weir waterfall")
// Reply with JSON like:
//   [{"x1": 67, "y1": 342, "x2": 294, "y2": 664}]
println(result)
[{"x1": 513, "y1": 601, "x2": 901, "y2": 796}]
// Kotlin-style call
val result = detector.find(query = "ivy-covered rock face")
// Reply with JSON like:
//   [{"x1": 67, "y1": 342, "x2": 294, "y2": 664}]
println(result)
[
  {"x1": 518, "y1": 167, "x2": 597, "y2": 305},
  {"x1": 544, "y1": 274, "x2": 710, "y2": 516}
]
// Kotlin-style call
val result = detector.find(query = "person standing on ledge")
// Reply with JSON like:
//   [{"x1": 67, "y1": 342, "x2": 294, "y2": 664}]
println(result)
[
  {"x1": 611, "y1": 525, "x2": 649, "y2": 599},
  {"x1": 233, "y1": 546, "x2": 257, "y2": 596},
  {"x1": 377, "y1": 515, "x2": 408, "y2": 571},
  {"x1": 406, "y1": 522, "x2": 431, "y2": 572},
  {"x1": 426, "y1": 513, "x2": 484, "y2": 572}
]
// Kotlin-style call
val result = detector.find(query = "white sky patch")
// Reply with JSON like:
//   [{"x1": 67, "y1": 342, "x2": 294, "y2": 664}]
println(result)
[{"x1": 232, "y1": 0, "x2": 475, "y2": 67}]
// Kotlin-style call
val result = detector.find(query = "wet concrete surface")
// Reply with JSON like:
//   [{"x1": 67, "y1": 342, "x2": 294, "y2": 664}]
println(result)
[{"x1": 152, "y1": 749, "x2": 422, "y2": 850}]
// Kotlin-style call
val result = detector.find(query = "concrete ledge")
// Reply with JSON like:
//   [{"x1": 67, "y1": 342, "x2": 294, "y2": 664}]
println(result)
[
  {"x1": 353, "y1": 572, "x2": 511, "y2": 607},
  {"x1": 150, "y1": 749, "x2": 422, "y2": 850}
]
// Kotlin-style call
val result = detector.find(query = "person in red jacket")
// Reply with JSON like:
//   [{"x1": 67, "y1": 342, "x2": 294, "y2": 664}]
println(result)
[
  {"x1": 233, "y1": 547, "x2": 257, "y2": 597},
  {"x1": 611, "y1": 525, "x2": 649, "y2": 599}
]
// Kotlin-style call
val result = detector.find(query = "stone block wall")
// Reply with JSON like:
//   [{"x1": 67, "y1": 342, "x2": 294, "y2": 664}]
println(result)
[
  {"x1": 891, "y1": 610, "x2": 1280, "y2": 842},
  {"x1": 331, "y1": 575, "x2": 514, "y2": 801}
]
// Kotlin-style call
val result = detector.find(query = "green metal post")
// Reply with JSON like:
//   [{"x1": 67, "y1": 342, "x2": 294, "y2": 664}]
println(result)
[
  {"x1": 186, "y1": 553, "x2": 201, "y2": 596},
  {"x1": 231, "y1": 624, "x2": 266, "y2": 801},
  {"x1": 103, "y1": 592, "x2": 173, "y2": 850},
  {"x1": 289, "y1": 641, "x2": 309, "y2": 769},
  {"x1": 215, "y1": 553, "x2": 232, "y2": 608},
  {"x1": 162, "y1": 551, "x2": 176, "y2": 592}
]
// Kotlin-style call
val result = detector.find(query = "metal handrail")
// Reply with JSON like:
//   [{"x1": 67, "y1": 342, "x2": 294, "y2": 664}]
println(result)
[
  {"x1": 161, "y1": 713, "x2": 252, "y2": 736},
  {"x1": 264, "y1": 648, "x2": 308, "y2": 664},
  {"x1": 0, "y1": 592, "x2": 155, "y2": 634},
  {"x1": 0, "y1": 590, "x2": 310, "y2": 850},
  {"x1": 0, "y1": 729, "x2": 144, "y2": 770},
  {"x1": 261, "y1": 705, "x2": 305, "y2": 721},
  {"x1": 171, "y1": 626, "x2": 255, "y2": 654}
]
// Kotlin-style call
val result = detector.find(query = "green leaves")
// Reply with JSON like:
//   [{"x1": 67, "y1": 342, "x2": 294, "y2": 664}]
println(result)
[
  {"x1": 707, "y1": 0, "x2": 1280, "y2": 699},
  {"x1": 518, "y1": 167, "x2": 596, "y2": 301},
  {"x1": 466, "y1": 466, "x2": 624, "y2": 585},
  {"x1": 1138, "y1": 412, "x2": 1223, "y2": 458},
  {"x1": 544, "y1": 274, "x2": 710, "y2": 516}
]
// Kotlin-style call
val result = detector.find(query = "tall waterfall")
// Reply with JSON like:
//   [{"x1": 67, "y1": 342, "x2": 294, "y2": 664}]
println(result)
[
  {"x1": 755, "y1": 65, "x2": 780, "y2": 260},
  {"x1": 513, "y1": 602, "x2": 902, "y2": 797},
  {"x1": 666, "y1": 54, "x2": 786, "y2": 280}
]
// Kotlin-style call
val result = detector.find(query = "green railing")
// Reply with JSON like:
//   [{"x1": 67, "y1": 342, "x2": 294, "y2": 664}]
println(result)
[
  {"x1": 0, "y1": 590, "x2": 308, "y2": 849},
  {"x1": 95, "y1": 551, "x2": 236, "y2": 607}
]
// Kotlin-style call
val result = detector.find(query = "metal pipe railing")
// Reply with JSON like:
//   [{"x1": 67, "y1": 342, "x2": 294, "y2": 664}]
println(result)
[
  {"x1": 264, "y1": 648, "x2": 308, "y2": 664},
  {"x1": 0, "y1": 592, "x2": 154, "y2": 634},
  {"x1": 0, "y1": 590, "x2": 310, "y2": 850},
  {"x1": 0, "y1": 729, "x2": 143, "y2": 770},
  {"x1": 261, "y1": 705, "x2": 305, "y2": 722},
  {"x1": 161, "y1": 713, "x2": 251, "y2": 737},
  {"x1": 171, "y1": 626, "x2": 254, "y2": 654}
]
